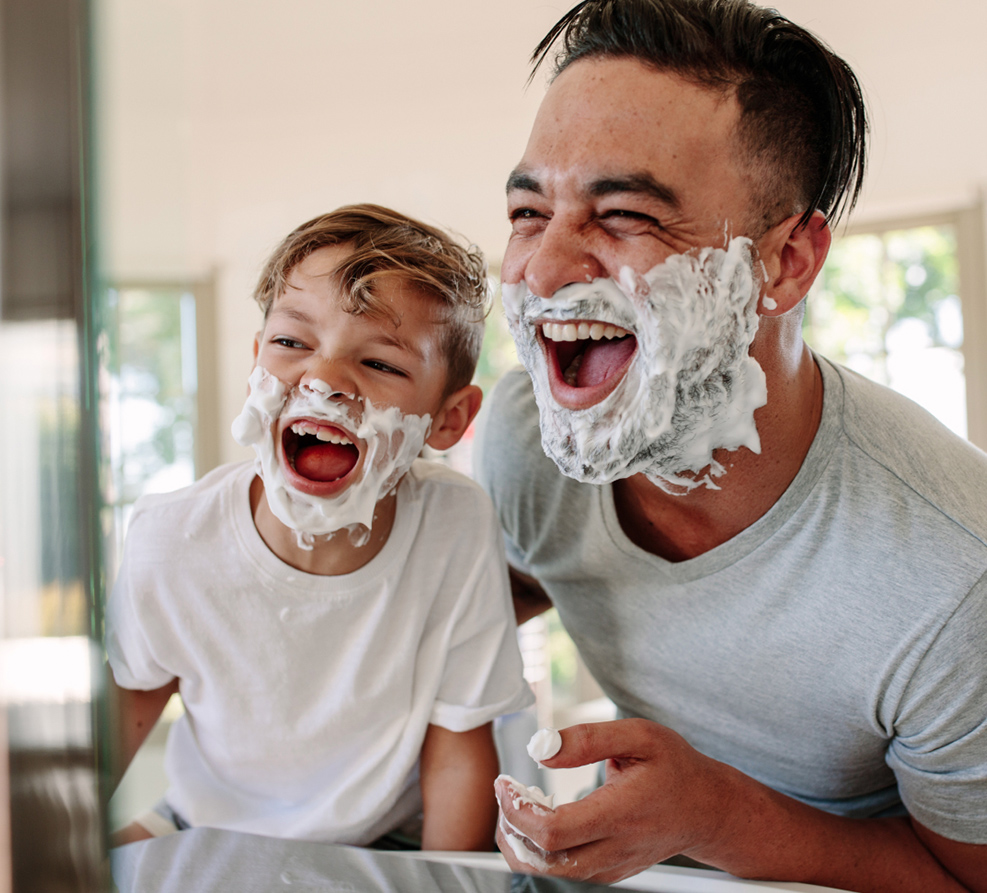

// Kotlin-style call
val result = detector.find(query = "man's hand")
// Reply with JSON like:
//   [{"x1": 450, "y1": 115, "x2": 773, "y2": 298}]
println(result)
[
  {"x1": 495, "y1": 718, "x2": 730, "y2": 884},
  {"x1": 494, "y1": 719, "x2": 985, "y2": 892}
]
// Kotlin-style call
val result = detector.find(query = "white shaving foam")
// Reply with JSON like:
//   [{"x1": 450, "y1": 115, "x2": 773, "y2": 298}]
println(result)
[
  {"x1": 231, "y1": 366, "x2": 431, "y2": 549},
  {"x1": 497, "y1": 773, "x2": 555, "y2": 812},
  {"x1": 526, "y1": 728, "x2": 562, "y2": 767},
  {"x1": 499, "y1": 815, "x2": 552, "y2": 871},
  {"x1": 502, "y1": 236, "x2": 767, "y2": 493}
]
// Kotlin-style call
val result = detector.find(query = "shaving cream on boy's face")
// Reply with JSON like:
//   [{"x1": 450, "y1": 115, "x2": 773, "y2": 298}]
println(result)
[
  {"x1": 231, "y1": 366, "x2": 431, "y2": 548},
  {"x1": 502, "y1": 237, "x2": 768, "y2": 493}
]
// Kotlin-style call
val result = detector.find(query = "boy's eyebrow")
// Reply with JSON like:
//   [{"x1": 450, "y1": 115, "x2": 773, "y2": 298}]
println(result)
[
  {"x1": 365, "y1": 329, "x2": 426, "y2": 362},
  {"x1": 268, "y1": 306, "x2": 315, "y2": 325}
]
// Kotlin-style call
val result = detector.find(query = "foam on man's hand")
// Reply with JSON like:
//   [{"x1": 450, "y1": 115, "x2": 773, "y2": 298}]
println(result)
[{"x1": 526, "y1": 727, "x2": 562, "y2": 767}]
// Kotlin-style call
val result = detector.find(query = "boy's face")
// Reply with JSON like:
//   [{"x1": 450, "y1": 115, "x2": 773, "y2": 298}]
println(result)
[{"x1": 252, "y1": 243, "x2": 452, "y2": 502}]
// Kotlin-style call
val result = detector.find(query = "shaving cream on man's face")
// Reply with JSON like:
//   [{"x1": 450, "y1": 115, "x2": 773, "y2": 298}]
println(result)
[
  {"x1": 231, "y1": 366, "x2": 431, "y2": 548},
  {"x1": 502, "y1": 237, "x2": 768, "y2": 493}
]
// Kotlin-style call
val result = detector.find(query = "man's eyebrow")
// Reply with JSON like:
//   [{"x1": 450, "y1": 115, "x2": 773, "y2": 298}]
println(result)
[
  {"x1": 588, "y1": 173, "x2": 680, "y2": 209},
  {"x1": 506, "y1": 168, "x2": 680, "y2": 210},
  {"x1": 506, "y1": 168, "x2": 542, "y2": 195}
]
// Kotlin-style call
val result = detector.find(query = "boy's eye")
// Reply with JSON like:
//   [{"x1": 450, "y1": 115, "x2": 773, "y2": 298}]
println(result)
[
  {"x1": 272, "y1": 336, "x2": 307, "y2": 349},
  {"x1": 363, "y1": 360, "x2": 406, "y2": 377}
]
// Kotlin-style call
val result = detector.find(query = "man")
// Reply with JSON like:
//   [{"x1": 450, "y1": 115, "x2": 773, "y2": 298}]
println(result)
[{"x1": 474, "y1": 1, "x2": 987, "y2": 890}]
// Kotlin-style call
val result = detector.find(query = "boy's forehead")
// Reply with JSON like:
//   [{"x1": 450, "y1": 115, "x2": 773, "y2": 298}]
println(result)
[{"x1": 287, "y1": 243, "x2": 353, "y2": 285}]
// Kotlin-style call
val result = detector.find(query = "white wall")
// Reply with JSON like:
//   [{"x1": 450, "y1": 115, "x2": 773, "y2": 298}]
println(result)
[{"x1": 95, "y1": 1, "x2": 987, "y2": 466}]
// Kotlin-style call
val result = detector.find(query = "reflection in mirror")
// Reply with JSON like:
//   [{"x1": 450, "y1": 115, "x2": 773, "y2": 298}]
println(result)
[
  {"x1": 110, "y1": 827, "x2": 621, "y2": 893},
  {"x1": 0, "y1": 0, "x2": 107, "y2": 887}
]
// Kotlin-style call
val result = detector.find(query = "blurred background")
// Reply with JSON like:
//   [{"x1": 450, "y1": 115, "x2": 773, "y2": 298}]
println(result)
[{"x1": 1, "y1": 0, "x2": 986, "y2": 889}]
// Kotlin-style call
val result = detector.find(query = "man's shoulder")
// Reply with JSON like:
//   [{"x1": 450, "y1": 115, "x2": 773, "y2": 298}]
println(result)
[
  {"x1": 479, "y1": 367, "x2": 543, "y2": 446},
  {"x1": 823, "y1": 358, "x2": 987, "y2": 545},
  {"x1": 475, "y1": 368, "x2": 556, "y2": 489}
]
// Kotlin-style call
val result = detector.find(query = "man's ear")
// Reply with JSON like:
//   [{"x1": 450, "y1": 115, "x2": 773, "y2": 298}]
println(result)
[
  {"x1": 757, "y1": 210, "x2": 832, "y2": 317},
  {"x1": 426, "y1": 384, "x2": 483, "y2": 451}
]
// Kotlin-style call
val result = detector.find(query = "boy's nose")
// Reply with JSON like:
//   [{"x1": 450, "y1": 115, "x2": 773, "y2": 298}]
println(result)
[{"x1": 300, "y1": 355, "x2": 356, "y2": 398}]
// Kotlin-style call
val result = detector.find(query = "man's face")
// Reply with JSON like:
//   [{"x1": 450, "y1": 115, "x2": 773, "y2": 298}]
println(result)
[{"x1": 503, "y1": 57, "x2": 770, "y2": 490}]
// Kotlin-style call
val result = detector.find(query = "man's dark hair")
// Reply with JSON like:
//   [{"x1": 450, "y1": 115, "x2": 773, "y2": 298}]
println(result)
[{"x1": 532, "y1": 0, "x2": 867, "y2": 231}]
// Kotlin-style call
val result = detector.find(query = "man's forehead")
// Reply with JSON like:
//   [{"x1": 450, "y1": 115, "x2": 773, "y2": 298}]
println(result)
[
  {"x1": 509, "y1": 57, "x2": 749, "y2": 220},
  {"x1": 524, "y1": 57, "x2": 742, "y2": 159}
]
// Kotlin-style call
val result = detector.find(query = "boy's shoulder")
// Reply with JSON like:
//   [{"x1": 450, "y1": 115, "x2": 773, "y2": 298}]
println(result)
[
  {"x1": 404, "y1": 458, "x2": 499, "y2": 519},
  {"x1": 128, "y1": 461, "x2": 252, "y2": 536}
]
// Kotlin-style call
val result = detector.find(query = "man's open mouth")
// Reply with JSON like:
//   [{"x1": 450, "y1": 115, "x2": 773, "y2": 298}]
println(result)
[
  {"x1": 539, "y1": 320, "x2": 637, "y2": 405},
  {"x1": 282, "y1": 420, "x2": 360, "y2": 485}
]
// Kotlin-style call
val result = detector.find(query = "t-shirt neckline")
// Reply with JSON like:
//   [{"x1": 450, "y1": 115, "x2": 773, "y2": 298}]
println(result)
[
  {"x1": 230, "y1": 461, "x2": 421, "y2": 595},
  {"x1": 598, "y1": 353, "x2": 844, "y2": 580}
]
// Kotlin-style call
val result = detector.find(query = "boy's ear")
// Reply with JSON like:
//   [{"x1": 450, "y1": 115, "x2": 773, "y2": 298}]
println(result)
[
  {"x1": 426, "y1": 384, "x2": 483, "y2": 452},
  {"x1": 253, "y1": 331, "x2": 261, "y2": 362},
  {"x1": 756, "y1": 210, "x2": 831, "y2": 317}
]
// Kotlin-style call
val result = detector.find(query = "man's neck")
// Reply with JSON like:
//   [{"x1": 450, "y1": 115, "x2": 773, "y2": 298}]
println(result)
[
  {"x1": 612, "y1": 342, "x2": 823, "y2": 562},
  {"x1": 249, "y1": 475, "x2": 397, "y2": 575}
]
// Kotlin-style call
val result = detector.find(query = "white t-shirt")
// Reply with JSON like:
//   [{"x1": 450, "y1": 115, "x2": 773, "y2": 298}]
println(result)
[{"x1": 106, "y1": 460, "x2": 534, "y2": 845}]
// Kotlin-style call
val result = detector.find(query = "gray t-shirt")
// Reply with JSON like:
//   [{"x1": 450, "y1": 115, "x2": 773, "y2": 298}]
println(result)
[{"x1": 475, "y1": 355, "x2": 987, "y2": 844}]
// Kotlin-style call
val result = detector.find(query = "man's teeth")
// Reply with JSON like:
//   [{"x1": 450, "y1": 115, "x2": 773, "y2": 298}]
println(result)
[
  {"x1": 289, "y1": 422, "x2": 353, "y2": 445},
  {"x1": 541, "y1": 322, "x2": 631, "y2": 342}
]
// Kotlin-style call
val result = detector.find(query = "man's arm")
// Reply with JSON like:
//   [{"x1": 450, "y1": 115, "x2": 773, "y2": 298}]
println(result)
[
  {"x1": 420, "y1": 722, "x2": 500, "y2": 851},
  {"x1": 495, "y1": 719, "x2": 986, "y2": 892},
  {"x1": 510, "y1": 566, "x2": 553, "y2": 625}
]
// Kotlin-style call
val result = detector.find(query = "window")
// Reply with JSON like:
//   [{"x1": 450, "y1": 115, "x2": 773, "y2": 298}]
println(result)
[
  {"x1": 100, "y1": 281, "x2": 217, "y2": 570},
  {"x1": 804, "y1": 205, "x2": 987, "y2": 449}
]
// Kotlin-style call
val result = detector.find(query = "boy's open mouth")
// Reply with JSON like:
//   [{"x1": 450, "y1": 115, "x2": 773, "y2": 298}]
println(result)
[
  {"x1": 539, "y1": 320, "x2": 637, "y2": 407},
  {"x1": 282, "y1": 420, "x2": 360, "y2": 484}
]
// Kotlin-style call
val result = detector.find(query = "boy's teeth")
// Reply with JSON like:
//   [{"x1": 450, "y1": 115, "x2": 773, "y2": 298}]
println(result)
[
  {"x1": 289, "y1": 422, "x2": 352, "y2": 445},
  {"x1": 541, "y1": 322, "x2": 630, "y2": 342}
]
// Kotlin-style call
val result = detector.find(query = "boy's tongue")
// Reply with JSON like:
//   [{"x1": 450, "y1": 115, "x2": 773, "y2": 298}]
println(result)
[{"x1": 294, "y1": 443, "x2": 359, "y2": 482}]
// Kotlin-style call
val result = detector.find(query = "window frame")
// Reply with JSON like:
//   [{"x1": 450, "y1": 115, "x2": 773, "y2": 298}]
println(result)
[{"x1": 824, "y1": 200, "x2": 987, "y2": 451}]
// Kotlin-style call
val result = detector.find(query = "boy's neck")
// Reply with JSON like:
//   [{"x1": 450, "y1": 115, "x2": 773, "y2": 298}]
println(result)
[{"x1": 249, "y1": 475, "x2": 397, "y2": 576}]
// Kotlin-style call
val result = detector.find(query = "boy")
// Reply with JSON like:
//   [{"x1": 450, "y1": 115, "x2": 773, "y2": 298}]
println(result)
[{"x1": 106, "y1": 204, "x2": 534, "y2": 850}]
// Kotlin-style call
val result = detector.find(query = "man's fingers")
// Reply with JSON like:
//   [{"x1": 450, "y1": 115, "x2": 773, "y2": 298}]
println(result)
[
  {"x1": 494, "y1": 775, "x2": 610, "y2": 853},
  {"x1": 496, "y1": 813, "x2": 649, "y2": 885},
  {"x1": 540, "y1": 717, "x2": 662, "y2": 770}
]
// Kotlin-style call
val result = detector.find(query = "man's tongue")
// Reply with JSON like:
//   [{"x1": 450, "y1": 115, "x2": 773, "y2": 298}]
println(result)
[
  {"x1": 294, "y1": 443, "x2": 359, "y2": 482},
  {"x1": 569, "y1": 337, "x2": 636, "y2": 388}
]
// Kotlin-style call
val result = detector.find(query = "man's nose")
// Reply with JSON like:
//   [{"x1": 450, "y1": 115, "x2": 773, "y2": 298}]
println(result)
[{"x1": 520, "y1": 220, "x2": 607, "y2": 299}]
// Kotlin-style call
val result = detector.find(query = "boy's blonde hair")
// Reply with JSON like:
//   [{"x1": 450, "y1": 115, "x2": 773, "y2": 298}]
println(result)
[{"x1": 254, "y1": 204, "x2": 490, "y2": 393}]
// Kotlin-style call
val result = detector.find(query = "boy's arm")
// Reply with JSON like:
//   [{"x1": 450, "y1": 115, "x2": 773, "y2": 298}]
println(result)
[
  {"x1": 419, "y1": 722, "x2": 500, "y2": 851},
  {"x1": 510, "y1": 566, "x2": 553, "y2": 626},
  {"x1": 110, "y1": 673, "x2": 179, "y2": 790}
]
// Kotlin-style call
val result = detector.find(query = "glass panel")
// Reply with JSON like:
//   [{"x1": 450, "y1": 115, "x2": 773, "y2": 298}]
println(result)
[
  {"x1": 804, "y1": 224, "x2": 967, "y2": 438},
  {"x1": 0, "y1": 0, "x2": 107, "y2": 886},
  {"x1": 103, "y1": 287, "x2": 199, "y2": 569}
]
